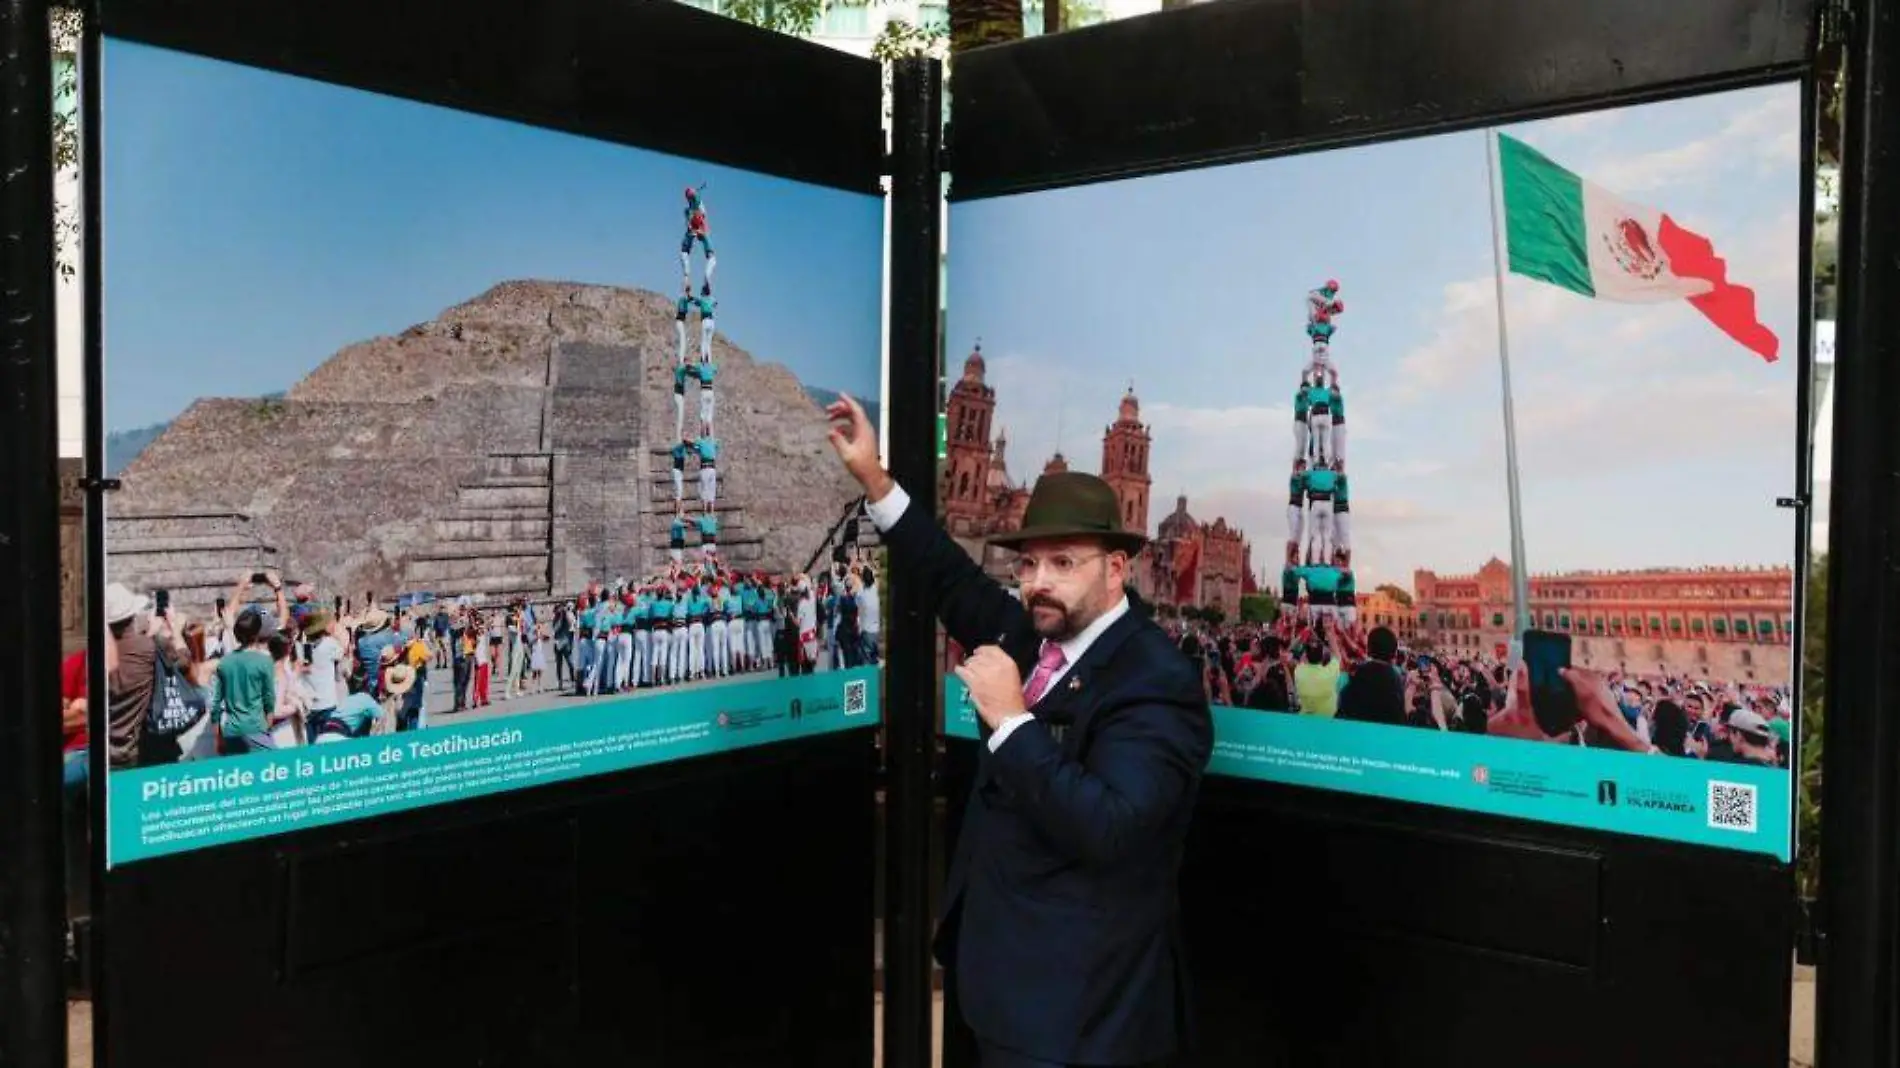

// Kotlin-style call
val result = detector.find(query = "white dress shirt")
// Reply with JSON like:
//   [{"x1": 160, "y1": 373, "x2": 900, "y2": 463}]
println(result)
[{"x1": 864, "y1": 482, "x2": 1131, "y2": 751}]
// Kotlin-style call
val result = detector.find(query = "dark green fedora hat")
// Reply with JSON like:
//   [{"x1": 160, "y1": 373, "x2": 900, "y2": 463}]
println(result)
[{"x1": 986, "y1": 471, "x2": 1148, "y2": 555}]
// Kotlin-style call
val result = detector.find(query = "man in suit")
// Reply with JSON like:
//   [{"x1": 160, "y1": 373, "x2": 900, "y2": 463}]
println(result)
[{"x1": 826, "y1": 394, "x2": 1214, "y2": 1068}]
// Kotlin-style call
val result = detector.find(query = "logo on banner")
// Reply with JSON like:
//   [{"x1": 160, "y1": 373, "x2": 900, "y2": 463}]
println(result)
[
  {"x1": 1597, "y1": 780, "x2": 1619, "y2": 807},
  {"x1": 1471, "y1": 765, "x2": 1490, "y2": 786}
]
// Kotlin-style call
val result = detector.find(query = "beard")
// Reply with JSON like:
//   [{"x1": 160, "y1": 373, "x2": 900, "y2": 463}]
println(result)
[{"x1": 1027, "y1": 593, "x2": 1084, "y2": 642}]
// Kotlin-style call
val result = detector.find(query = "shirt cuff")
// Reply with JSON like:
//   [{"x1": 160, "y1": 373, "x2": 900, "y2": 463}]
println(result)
[
  {"x1": 987, "y1": 712, "x2": 1035, "y2": 752},
  {"x1": 864, "y1": 483, "x2": 911, "y2": 532}
]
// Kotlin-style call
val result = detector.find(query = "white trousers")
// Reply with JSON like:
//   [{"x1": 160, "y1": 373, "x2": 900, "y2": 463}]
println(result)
[
  {"x1": 615, "y1": 632, "x2": 634, "y2": 690},
  {"x1": 1335, "y1": 511, "x2": 1352, "y2": 552},
  {"x1": 700, "y1": 466, "x2": 718, "y2": 506},
  {"x1": 710, "y1": 619, "x2": 729, "y2": 676},
  {"x1": 634, "y1": 630, "x2": 651, "y2": 687},
  {"x1": 1286, "y1": 503, "x2": 1305, "y2": 547},
  {"x1": 1310, "y1": 411, "x2": 1334, "y2": 464},
  {"x1": 652, "y1": 630, "x2": 672, "y2": 684},
  {"x1": 1308, "y1": 499, "x2": 1335, "y2": 563},
  {"x1": 689, "y1": 622, "x2": 706, "y2": 678},
  {"x1": 1293, "y1": 419, "x2": 1310, "y2": 465}
]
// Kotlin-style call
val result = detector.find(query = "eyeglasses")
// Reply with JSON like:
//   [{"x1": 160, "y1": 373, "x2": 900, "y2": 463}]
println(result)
[{"x1": 1008, "y1": 551, "x2": 1106, "y2": 583}]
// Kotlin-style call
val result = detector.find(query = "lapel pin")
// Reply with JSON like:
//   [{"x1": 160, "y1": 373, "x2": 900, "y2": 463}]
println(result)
[{"x1": 1068, "y1": 675, "x2": 1082, "y2": 691}]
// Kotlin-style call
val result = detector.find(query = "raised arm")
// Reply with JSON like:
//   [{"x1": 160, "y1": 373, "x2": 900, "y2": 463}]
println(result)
[{"x1": 826, "y1": 393, "x2": 1028, "y2": 652}]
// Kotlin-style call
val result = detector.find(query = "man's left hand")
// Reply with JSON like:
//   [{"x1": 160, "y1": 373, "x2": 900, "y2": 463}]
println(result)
[{"x1": 954, "y1": 645, "x2": 1028, "y2": 731}]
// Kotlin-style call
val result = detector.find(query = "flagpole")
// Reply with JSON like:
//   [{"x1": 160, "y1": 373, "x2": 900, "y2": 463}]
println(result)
[{"x1": 1484, "y1": 129, "x2": 1533, "y2": 652}]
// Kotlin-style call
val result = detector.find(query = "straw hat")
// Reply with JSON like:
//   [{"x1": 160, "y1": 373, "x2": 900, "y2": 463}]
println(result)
[{"x1": 384, "y1": 663, "x2": 417, "y2": 697}]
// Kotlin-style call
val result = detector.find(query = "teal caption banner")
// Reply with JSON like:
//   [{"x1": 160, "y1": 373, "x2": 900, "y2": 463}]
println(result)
[
  {"x1": 110, "y1": 668, "x2": 882, "y2": 867},
  {"x1": 943, "y1": 677, "x2": 1788, "y2": 860}
]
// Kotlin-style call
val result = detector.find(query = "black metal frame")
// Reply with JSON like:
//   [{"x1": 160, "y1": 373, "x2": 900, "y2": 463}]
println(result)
[
  {"x1": 69, "y1": 1, "x2": 901, "y2": 1066},
  {"x1": 0, "y1": 1, "x2": 73, "y2": 1066},
  {"x1": 940, "y1": 0, "x2": 1845, "y2": 1064},
  {"x1": 1817, "y1": 0, "x2": 1900, "y2": 1062},
  {"x1": 883, "y1": 56, "x2": 945, "y2": 1068}
]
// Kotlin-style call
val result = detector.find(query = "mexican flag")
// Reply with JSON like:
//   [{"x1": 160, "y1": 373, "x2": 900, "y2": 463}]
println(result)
[{"x1": 1496, "y1": 132, "x2": 1780, "y2": 362}]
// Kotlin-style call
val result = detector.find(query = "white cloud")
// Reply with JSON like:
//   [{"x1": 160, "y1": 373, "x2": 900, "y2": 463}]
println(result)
[
  {"x1": 1544, "y1": 109, "x2": 1624, "y2": 137},
  {"x1": 1389, "y1": 274, "x2": 1584, "y2": 401},
  {"x1": 1580, "y1": 92, "x2": 1799, "y2": 194},
  {"x1": 1374, "y1": 458, "x2": 1450, "y2": 479}
]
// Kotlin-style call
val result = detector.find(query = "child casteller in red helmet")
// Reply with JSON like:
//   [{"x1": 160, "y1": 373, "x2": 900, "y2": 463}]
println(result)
[{"x1": 680, "y1": 184, "x2": 716, "y2": 293}]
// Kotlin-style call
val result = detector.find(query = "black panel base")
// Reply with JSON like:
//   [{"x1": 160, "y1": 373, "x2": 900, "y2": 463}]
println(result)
[
  {"x1": 101, "y1": 733, "x2": 876, "y2": 1068},
  {"x1": 941, "y1": 739, "x2": 1792, "y2": 1068}
]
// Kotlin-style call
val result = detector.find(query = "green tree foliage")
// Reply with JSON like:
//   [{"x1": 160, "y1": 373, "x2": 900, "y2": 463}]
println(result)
[
  {"x1": 1239, "y1": 594, "x2": 1279, "y2": 625},
  {"x1": 1374, "y1": 584, "x2": 1413, "y2": 607},
  {"x1": 51, "y1": 7, "x2": 82, "y2": 281},
  {"x1": 1797, "y1": 554, "x2": 1826, "y2": 902}
]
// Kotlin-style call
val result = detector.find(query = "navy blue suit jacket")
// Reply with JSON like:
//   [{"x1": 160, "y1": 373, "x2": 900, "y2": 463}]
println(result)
[{"x1": 883, "y1": 499, "x2": 1215, "y2": 1066}]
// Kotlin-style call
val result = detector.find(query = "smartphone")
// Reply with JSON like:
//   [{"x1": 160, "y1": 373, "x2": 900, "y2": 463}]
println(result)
[
  {"x1": 215, "y1": 596, "x2": 227, "y2": 616},
  {"x1": 154, "y1": 589, "x2": 171, "y2": 615},
  {"x1": 1523, "y1": 628, "x2": 1581, "y2": 735}
]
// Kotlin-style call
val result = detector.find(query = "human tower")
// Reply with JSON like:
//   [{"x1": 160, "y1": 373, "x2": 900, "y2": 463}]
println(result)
[
  {"x1": 1280, "y1": 279, "x2": 1358, "y2": 627},
  {"x1": 669, "y1": 183, "x2": 721, "y2": 565}
]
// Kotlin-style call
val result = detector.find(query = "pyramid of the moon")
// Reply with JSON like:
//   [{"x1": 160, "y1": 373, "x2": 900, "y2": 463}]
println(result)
[{"x1": 108, "y1": 280, "x2": 868, "y2": 611}]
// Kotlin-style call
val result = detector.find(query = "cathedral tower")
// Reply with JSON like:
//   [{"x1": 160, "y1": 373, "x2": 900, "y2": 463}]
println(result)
[
  {"x1": 942, "y1": 343, "x2": 997, "y2": 531},
  {"x1": 1101, "y1": 383, "x2": 1153, "y2": 535}
]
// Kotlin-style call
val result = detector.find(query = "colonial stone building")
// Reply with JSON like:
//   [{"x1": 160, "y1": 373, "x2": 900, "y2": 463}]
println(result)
[
  {"x1": 1413, "y1": 558, "x2": 1795, "y2": 683},
  {"x1": 1355, "y1": 586, "x2": 1418, "y2": 644},
  {"x1": 1145, "y1": 496, "x2": 1255, "y2": 619}
]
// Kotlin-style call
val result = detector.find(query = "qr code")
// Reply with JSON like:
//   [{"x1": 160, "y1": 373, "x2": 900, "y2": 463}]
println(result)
[
  {"x1": 843, "y1": 679, "x2": 869, "y2": 716},
  {"x1": 1708, "y1": 780, "x2": 1759, "y2": 833}
]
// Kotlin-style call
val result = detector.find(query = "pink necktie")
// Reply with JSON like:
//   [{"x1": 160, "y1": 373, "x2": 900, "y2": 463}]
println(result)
[{"x1": 1022, "y1": 641, "x2": 1068, "y2": 707}]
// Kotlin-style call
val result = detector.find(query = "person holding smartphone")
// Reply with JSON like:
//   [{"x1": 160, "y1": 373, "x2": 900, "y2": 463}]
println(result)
[{"x1": 1489, "y1": 631, "x2": 1648, "y2": 749}]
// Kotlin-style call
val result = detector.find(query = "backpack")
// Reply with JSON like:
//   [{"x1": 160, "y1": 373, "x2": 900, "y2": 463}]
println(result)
[{"x1": 144, "y1": 640, "x2": 208, "y2": 739}]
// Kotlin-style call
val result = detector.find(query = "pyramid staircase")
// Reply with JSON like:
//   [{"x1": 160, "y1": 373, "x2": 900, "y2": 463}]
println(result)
[
  {"x1": 104, "y1": 511, "x2": 283, "y2": 616},
  {"x1": 404, "y1": 451, "x2": 555, "y2": 600}
]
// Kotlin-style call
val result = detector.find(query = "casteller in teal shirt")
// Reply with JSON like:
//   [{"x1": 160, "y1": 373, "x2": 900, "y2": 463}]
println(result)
[
  {"x1": 1303, "y1": 565, "x2": 1341, "y2": 595},
  {"x1": 1305, "y1": 467, "x2": 1340, "y2": 495}
]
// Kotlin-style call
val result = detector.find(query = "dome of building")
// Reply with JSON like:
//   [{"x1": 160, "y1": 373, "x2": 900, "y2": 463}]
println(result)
[
  {"x1": 962, "y1": 341, "x2": 986, "y2": 382},
  {"x1": 1118, "y1": 384, "x2": 1140, "y2": 422}
]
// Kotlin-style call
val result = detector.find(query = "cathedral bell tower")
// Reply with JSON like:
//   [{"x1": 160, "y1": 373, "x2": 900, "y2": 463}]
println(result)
[
  {"x1": 942, "y1": 342, "x2": 996, "y2": 532},
  {"x1": 1101, "y1": 383, "x2": 1153, "y2": 536}
]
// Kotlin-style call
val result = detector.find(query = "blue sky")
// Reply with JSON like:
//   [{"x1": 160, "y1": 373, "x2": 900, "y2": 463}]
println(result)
[
  {"x1": 102, "y1": 39, "x2": 883, "y2": 430},
  {"x1": 947, "y1": 83, "x2": 1804, "y2": 592}
]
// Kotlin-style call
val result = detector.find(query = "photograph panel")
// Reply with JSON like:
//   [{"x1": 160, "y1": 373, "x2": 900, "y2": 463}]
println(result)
[
  {"x1": 97, "y1": 39, "x2": 886, "y2": 864},
  {"x1": 943, "y1": 82, "x2": 1801, "y2": 858}
]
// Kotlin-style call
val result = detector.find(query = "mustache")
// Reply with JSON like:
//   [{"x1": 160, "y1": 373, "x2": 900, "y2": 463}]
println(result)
[{"x1": 1027, "y1": 596, "x2": 1066, "y2": 612}]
